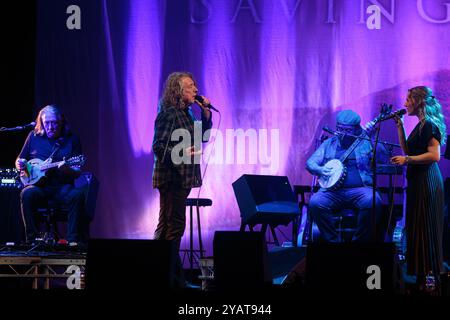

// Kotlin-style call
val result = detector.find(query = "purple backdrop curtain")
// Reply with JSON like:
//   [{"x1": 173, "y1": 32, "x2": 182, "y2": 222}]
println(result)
[{"x1": 35, "y1": 0, "x2": 450, "y2": 254}]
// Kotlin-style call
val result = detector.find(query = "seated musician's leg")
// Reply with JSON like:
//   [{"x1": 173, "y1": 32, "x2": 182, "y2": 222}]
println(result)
[
  {"x1": 348, "y1": 187, "x2": 383, "y2": 242},
  {"x1": 309, "y1": 190, "x2": 343, "y2": 242},
  {"x1": 20, "y1": 185, "x2": 46, "y2": 243},
  {"x1": 58, "y1": 184, "x2": 87, "y2": 243}
]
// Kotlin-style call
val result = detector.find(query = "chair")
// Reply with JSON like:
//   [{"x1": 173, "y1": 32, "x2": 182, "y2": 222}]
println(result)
[
  {"x1": 33, "y1": 172, "x2": 99, "y2": 245},
  {"x1": 180, "y1": 198, "x2": 212, "y2": 273},
  {"x1": 334, "y1": 208, "x2": 358, "y2": 242},
  {"x1": 298, "y1": 189, "x2": 376, "y2": 243},
  {"x1": 302, "y1": 203, "x2": 357, "y2": 243}
]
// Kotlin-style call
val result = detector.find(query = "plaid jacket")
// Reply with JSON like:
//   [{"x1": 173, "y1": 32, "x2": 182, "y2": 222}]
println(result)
[{"x1": 152, "y1": 105, "x2": 212, "y2": 189}]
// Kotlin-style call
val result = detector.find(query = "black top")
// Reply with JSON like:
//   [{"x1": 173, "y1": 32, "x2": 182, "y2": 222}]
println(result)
[
  {"x1": 407, "y1": 120, "x2": 441, "y2": 155},
  {"x1": 406, "y1": 120, "x2": 441, "y2": 176},
  {"x1": 18, "y1": 131, "x2": 83, "y2": 186}
]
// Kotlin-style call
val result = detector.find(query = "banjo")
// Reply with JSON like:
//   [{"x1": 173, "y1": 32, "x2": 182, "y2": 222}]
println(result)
[
  {"x1": 317, "y1": 104, "x2": 393, "y2": 190},
  {"x1": 317, "y1": 137, "x2": 363, "y2": 189}
]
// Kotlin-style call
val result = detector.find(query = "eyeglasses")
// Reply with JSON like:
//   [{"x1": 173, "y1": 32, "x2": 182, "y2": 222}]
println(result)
[{"x1": 336, "y1": 125, "x2": 357, "y2": 133}]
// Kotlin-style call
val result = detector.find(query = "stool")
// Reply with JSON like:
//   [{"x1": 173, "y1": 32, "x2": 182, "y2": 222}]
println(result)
[
  {"x1": 334, "y1": 209, "x2": 358, "y2": 242},
  {"x1": 305, "y1": 208, "x2": 358, "y2": 243},
  {"x1": 35, "y1": 200, "x2": 68, "y2": 244},
  {"x1": 182, "y1": 198, "x2": 212, "y2": 273}
]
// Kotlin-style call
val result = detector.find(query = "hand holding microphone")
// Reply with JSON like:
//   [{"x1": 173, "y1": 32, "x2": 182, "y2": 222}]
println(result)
[
  {"x1": 194, "y1": 95, "x2": 211, "y2": 111},
  {"x1": 383, "y1": 109, "x2": 406, "y2": 128},
  {"x1": 367, "y1": 108, "x2": 406, "y2": 127},
  {"x1": 195, "y1": 95, "x2": 219, "y2": 112},
  {"x1": 381, "y1": 109, "x2": 406, "y2": 120},
  {"x1": 393, "y1": 115, "x2": 404, "y2": 129}
]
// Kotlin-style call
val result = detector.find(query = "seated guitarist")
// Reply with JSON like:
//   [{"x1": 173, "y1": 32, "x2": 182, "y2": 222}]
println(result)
[
  {"x1": 15, "y1": 105, "x2": 87, "y2": 246},
  {"x1": 306, "y1": 110, "x2": 388, "y2": 242}
]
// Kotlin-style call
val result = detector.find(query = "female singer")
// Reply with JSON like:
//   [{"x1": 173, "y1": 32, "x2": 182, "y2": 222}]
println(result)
[{"x1": 391, "y1": 86, "x2": 446, "y2": 293}]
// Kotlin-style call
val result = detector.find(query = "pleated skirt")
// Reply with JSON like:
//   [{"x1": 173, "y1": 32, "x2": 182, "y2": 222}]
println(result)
[{"x1": 406, "y1": 162, "x2": 444, "y2": 277}]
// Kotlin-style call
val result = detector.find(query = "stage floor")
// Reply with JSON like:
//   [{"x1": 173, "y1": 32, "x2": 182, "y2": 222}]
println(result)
[
  {"x1": 1, "y1": 243, "x2": 449, "y2": 298},
  {"x1": 0, "y1": 244, "x2": 86, "y2": 289}
]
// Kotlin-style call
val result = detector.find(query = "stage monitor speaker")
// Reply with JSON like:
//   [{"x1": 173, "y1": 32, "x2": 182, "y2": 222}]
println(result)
[
  {"x1": 213, "y1": 231, "x2": 272, "y2": 290},
  {"x1": 232, "y1": 174, "x2": 300, "y2": 226},
  {"x1": 268, "y1": 246, "x2": 306, "y2": 285},
  {"x1": 305, "y1": 242, "x2": 402, "y2": 296},
  {"x1": 0, "y1": 187, "x2": 23, "y2": 243},
  {"x1": 85, "y1": 239, "x2": 177, "y2": 293}
]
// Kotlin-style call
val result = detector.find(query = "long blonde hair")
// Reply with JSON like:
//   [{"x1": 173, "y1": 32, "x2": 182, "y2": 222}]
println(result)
[
  {"x1": 34, "y1": 104, "x2": 70, "y2": 136},
  {"x1": 409, "y1": 86, "x2": 447, "y2": 145},
  {"x1": 160, "y1": 72, "x2": 195, "y2": 109}
]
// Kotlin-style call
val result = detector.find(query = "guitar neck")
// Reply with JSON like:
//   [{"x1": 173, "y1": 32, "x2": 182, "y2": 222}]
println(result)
[
  {"x1": 336, "y1": 108, "x2": 391, "y2": 165},
  {"x1": 40, "y1": 160, "x2": 64, "y2": 171},
  {"x1": 339, "y1": 137, "x2": 363, "y2": 163}
]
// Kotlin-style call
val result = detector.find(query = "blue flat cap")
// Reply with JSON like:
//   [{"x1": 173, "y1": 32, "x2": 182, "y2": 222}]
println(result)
[{"x1": 336, "y1": 110, "x2": 361, "y2": 126}]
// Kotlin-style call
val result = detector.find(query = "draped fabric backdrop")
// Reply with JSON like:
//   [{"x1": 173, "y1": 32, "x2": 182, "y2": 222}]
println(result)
[{"x1": 35, "y1": 0, "x2": 450, "y2": 254}]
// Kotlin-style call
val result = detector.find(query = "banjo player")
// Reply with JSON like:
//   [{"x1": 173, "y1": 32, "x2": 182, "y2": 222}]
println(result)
[{"x1": 305, "y1": 110, "x2": 389, "y2": 242}]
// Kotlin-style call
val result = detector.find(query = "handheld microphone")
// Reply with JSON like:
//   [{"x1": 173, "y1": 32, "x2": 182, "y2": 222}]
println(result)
[
  {"x1": 381, "y1": 109, "x2": 407, "y2": 120},
  {"x1": 195, "y1": 95, "x2": 219, "y2": 112}
]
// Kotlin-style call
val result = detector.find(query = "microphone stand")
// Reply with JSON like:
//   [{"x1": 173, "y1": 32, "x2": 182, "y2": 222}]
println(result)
[
  {"x1": 0, "y1": 127, "x2": 18, "y2": 132},
  {"x1": 324, "y1": 126, "x2": 400, "y2": 243},
  {"x1": 303, "y1": 135, "x2": 327, "y2": 244},
  {"x1": 0, "y1": 125, "x2": 33, "y2": 132},
  {"x1": 371, "y1": 121, "x2": 382, "y2": 243}
]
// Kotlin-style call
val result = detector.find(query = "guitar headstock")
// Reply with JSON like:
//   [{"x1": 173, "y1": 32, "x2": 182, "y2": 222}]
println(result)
[
  {"x1": 364, "y1": 103, "x2": 393, "y2": 133},
  {"x1": 66, "y1": 155, "x2": 86, "y2": 167},
  {"x1": 379, "y1": 103, "x2": 392, "y2": 116}
]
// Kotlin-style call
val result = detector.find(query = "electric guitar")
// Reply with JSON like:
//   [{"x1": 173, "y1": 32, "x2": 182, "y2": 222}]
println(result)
[
  {"x1": 19, "y1": 155, "x2": 86, "y2": 187},
  {"x1": 317, "y1": 104, "x2": 392, "y2": 190}
]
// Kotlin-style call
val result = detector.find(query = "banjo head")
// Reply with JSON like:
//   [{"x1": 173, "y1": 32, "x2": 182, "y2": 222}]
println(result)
[{"x1": 318, "y1": 159, "x2": 345, "y2": 189}]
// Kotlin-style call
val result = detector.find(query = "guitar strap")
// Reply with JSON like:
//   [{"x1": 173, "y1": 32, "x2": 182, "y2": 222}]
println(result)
[{"x1": 48, "y1": 139, "x2": 63, "y2": 161}]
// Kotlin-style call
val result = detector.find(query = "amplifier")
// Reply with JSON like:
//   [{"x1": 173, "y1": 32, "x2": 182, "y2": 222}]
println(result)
[
  {"x1": 0, "y1": 185, "x2": 23, "y2": 243},
  {"x1": 0, "y1": 168, "x2": 22, "y2": 189}
]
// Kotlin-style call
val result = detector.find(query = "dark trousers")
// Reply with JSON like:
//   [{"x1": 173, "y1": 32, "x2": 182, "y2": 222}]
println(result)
[
  {"x1": 20, "y1": 184, "x2": 87, "y2": 243},
  {"x1": 154, "y1": 183, "x2": 191, "y2": 286},
  {"x1": 308, "y1": 187, "x2": 383, "y2": 242}
]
